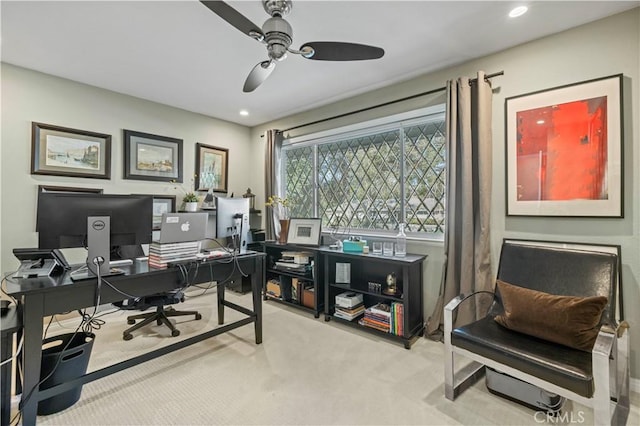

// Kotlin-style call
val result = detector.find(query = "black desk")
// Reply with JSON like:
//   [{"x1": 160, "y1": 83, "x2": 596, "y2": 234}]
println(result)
[
  {"x1": 1, "y1": 305, "x2": 22, "y2": 426},
  {"x1": 3, "y1": 252, "x2": 265, "y2": 425}
]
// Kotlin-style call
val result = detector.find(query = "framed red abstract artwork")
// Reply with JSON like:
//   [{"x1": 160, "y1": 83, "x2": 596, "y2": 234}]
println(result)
[{"x1": 505, "y1": 74, "x2": 623, "y2": 217}]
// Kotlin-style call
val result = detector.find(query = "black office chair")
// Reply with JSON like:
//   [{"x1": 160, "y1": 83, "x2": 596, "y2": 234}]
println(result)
[
  {"x1": 111, "y1": 245, "x2": 202, "y2": 341},
  {"x1": 122, "y1": 290, "x2": 201, "y2": 341}
]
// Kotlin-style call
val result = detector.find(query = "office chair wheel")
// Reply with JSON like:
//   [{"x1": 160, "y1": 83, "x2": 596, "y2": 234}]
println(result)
[
  {"x1": 127, "y1": 319, "x2": 136, "y2": 325},
  {"x1": 123, "y1": 333, "x2": 133, "y2": 341},
  {"x1": 157, "y1": 320, "x2": 162, "y2": 325},
  {"x1": 195, "y1": 313, "x2": 202, "y2": 320},
  {"x1": 171, "y1": 329, "x2": 180, "y2": 337}
]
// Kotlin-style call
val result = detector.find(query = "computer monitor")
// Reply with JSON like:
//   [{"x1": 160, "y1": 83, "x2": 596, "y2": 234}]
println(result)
[
  {"x1": 215, "y1": 197, "x2": 250, "y2": 253},
  {"x1": 37, "y1": 193, "x2": 153, "y2": 277}
]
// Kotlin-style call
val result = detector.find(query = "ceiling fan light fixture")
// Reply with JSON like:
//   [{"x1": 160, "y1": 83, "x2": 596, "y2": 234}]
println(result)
[{"x1": 268, "y1": 42, "x2": 289, "y2": 61}]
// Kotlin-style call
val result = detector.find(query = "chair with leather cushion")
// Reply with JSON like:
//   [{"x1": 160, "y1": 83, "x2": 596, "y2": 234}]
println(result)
[
  {"x1": 444, "y1": 240, "x2": 630, "y2": 425},
  {"x1": 122, "y1": 290, "x2": 202, "y2": 340}
]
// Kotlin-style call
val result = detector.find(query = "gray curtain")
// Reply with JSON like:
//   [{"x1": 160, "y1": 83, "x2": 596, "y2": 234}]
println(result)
[
  {"x1": 426, "y1": 71, "x2": 493, "y2": 338},
  {"x1": 264, "y1": 129, "x2": 283, "y2": 240}
]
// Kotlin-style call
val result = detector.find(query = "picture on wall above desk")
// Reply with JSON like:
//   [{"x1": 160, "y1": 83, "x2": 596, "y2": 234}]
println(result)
[
  {"x1": 123, "y1": 130, "x2": 183, "y2": 182},
  {"x1": 150, "y1": 195, "x2": 176, "y2": 230},
  {"x1": 31, "y1": 122, "x2": 112, "y2": 179},
  {"x1": 195, "y1": 143, "x2": 228, "y2": 193},
  {"x1": 505, "y1": 74, "x2": 623, "y2": 217}
]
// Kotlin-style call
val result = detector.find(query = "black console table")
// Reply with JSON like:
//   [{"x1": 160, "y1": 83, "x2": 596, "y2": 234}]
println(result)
[{"x1": 3, "y1": 251, "x2": 265, "y2": 425}]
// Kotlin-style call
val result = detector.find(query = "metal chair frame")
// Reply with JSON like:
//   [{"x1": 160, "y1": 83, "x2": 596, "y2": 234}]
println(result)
[{"x1": 443, "y1": 240, "x2": 630, "y2": 426}]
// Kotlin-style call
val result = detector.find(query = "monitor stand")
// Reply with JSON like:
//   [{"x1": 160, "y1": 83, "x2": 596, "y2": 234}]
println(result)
[
  {"x1": 70, "y1": 216, "x2": 125, "y2": 281},
  {"x1": 14, "y1": 259, "x2": 58, "y2": 279},
  {"x1": 238, "y1": 212, "x2": 249, "y2": 254}
]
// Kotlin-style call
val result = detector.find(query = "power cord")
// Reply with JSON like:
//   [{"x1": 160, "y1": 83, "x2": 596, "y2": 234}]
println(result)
[{"x1": 17, "y1": 255, "x2": 105, "y2": 419}]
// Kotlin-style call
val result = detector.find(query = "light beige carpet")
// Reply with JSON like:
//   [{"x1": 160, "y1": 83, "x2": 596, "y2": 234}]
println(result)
[{"x1": 15, "y1": 288, "x2": 638, "y2": 425}]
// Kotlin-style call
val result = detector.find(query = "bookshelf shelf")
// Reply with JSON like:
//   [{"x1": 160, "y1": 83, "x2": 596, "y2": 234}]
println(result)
[
  {"x1": 319, "y1": 248, "x2": 426, "y2": 349},
  {"x1": 261, "y1": 242, "x2": 324, "y2": 318}
]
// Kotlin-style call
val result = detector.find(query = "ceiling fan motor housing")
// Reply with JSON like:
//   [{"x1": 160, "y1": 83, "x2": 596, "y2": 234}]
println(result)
[{"x1": 262, "y1": 17, "x2": 292, "y2": 61}]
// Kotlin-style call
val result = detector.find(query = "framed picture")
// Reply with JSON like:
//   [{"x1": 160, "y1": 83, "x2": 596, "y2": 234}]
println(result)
[
  {"x1": 287, "y1": 218, "x2": 322, "y2": 246},
  {"x1": 38, "y1": 185, "x2": 103, "y2": 194},
  {"x1": 151, "y1": 195, "x2": 176, "y2": 230},
  {"x1": 505, "y1": 74, "x2": 623, "y2": 217},
  {"x1": 31, "y1": 122, "x2": 111, "y2": 179},
  {"x1": 124, "y1": 130, "x2": 183, "y2": 182},
  {"x1": 195, "y1": 143, "x2": 228, "y2": 193}
]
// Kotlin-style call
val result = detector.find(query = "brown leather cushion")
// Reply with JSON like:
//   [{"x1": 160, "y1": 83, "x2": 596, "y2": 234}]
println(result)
[{"x1": 494, "y1": 280, "x2": 607, "y2": 352}]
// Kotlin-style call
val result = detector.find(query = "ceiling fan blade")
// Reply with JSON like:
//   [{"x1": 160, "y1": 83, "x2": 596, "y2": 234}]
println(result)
[
  {"x1": 299, "y1": 42, "x2": 384, "y2": 61},
  {"x1": 200, "y1": 1, "x2": 264, "y2": 40},
  {"x1": 243, "y1": 61, "x2": 275, "y2": 92}
]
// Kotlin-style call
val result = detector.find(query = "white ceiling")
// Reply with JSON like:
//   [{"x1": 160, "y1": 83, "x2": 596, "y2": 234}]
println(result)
[{"x1": 2, "y1": 1, "x2": 638, "y2": 127}]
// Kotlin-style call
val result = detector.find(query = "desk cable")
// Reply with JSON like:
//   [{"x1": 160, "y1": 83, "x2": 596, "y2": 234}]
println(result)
[{"x1": 15, "y1": 255, "x2": 106, "y2": 423}]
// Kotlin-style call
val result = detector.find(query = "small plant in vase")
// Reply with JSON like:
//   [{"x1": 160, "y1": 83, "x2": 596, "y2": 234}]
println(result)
[
  {"x1": 266, "y1": 195, "x2": 291, "y2": 244},
  {"x1": 171, "y1": 176, "x2": 200, "y2": 212}
]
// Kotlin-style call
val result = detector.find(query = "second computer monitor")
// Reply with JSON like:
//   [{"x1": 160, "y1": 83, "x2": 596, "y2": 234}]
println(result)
[{"x1": 216, "y1": 197, "x2": 250, "y2": 253}]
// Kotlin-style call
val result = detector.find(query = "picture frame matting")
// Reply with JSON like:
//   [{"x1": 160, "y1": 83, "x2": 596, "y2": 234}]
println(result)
[{"x1": 505, "y1": 74, "x2": 623, "y2": 217}]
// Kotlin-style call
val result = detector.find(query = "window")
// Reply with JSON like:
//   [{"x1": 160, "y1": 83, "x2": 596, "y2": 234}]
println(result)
[{"x1": 282, "y1": 106, "x2": 446, "y2": 238}]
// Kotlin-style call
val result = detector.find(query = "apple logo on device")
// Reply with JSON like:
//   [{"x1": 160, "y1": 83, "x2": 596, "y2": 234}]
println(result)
[{"x1": 181, "y1": 221, "x2": 190, "y2": 232}]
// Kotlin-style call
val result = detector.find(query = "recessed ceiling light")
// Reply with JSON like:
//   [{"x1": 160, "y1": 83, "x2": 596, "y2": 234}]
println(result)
[
  {"x1": 239, "y1": 110, "x2": 249, "y2": 116},
  {"x1": 509, "y1": 6, "x2": 528, "y2": 18}
]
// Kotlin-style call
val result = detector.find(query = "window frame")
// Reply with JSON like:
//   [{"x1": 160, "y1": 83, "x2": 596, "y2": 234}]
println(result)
[{"x1": 282, "y1": 104, "x2": 446, "y2": 241}]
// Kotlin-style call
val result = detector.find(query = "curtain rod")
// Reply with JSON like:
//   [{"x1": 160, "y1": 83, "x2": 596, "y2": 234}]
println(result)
[{"x1": 276, "y1": 70, "x2": 503, "y2": 135}]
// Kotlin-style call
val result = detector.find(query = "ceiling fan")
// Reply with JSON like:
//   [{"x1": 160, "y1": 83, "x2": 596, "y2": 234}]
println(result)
[{"x1": 200, "y1": 0, "x2": 385, "y2": 92}]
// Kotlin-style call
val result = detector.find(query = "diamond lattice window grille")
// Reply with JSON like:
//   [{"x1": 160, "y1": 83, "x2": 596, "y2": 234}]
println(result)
[{"x1": 282, "y1": 109, "x2": 446, "y2": 236}]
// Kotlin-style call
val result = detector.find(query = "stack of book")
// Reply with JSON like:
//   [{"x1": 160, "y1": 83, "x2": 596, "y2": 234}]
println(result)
[
  {"x1": 273, "y1": 251, "x2": 312, "y2": 274},
  {"x1": 333, "y1": 292, "x2": 364, "y2": 321},
  {"x1": 359, "y1": 302, "x2": 391, "y2": 332},
  {"x1": 148, "y1": 241, "x2": 200, "y2": 269},
  {"x1": 334, "y1": 304, "x2": 365, "y2": 321},
  {"x1": 389, "y1": 302, "x2": 404, "y2": 336}
]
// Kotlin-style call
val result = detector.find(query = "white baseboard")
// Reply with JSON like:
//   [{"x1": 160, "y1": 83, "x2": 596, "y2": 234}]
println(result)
[{"x1": 632, "y1": 377, "x2": 640, "y2": 394}]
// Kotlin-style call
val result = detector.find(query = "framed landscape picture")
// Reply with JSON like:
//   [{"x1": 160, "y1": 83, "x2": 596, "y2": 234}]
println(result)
[
  {"x1": 124, "y1": 130, "x2": 183, "y2": 182},
  {"x1": 31, "y1": 122, "x2": 111, "y2": 179},
  {"x1": 505, "y1": 74, "x2": 623, "y2": 217},
  {"x1": 195, "y1": 143, "x2": 228, "y2": 193}
]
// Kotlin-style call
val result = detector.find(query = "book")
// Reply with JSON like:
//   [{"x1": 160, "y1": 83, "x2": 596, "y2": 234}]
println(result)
[
  {"x1": 149, "y1": 241, "x2": 200, "y2": 252},
  {"x1": 335, "y1": 303, "x2": 364, "y2": 315},
  {"x1": 334, "y1": 309, "x2": 364, "y2": 321},
  {"x1": 359, "y1": 304, "x2": 392, "y2": 333},
  {"x1": 369, "y1": 302, "x2": 391, "y2": 317}
]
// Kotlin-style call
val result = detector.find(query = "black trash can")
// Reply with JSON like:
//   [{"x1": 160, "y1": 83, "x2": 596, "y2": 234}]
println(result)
[{"x1": 38, "y1": 332, "x2": 95, "y2": 415}]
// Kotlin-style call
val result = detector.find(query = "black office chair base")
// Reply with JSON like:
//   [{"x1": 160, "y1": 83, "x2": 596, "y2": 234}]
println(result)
[{"x1": 123, "y1": 306, "x2": 202, "y2": 341}]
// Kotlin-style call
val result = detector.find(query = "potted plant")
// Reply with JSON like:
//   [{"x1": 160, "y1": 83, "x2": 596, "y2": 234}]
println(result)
[
  {"x1": 266, "y1": 195, "x2": 291, "y2": 244},
  {"x1": 171, "y1": 176, "x2": 200, "y2": 212},
  {"x1": 182, "y1": 192, "x2": 199, "y2": 212}
]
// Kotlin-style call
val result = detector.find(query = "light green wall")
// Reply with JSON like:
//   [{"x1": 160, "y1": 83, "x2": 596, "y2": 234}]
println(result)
[
  {"x1": 250, "y1": 8, "x2": 640, "y2": 378},
  {"x1": 0, "y1": 63, "x2": 252, "y2": 268}
]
